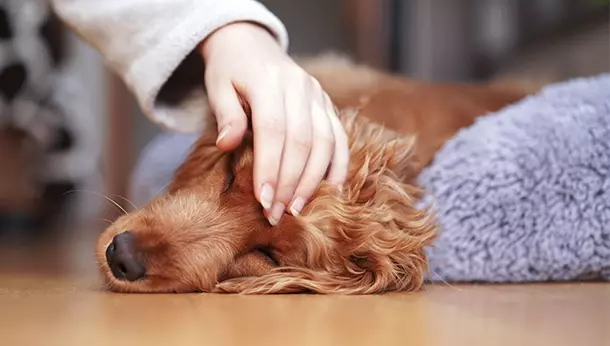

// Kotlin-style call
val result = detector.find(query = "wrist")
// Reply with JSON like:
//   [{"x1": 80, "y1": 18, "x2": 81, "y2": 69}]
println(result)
[{"x1": 200, "y1": 22, "x2": 280, "y2": 61}]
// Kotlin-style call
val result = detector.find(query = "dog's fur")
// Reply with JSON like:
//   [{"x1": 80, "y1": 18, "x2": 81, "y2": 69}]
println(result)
[{"x1": 96, "y1": 55, "x2": 532, "y2": 294}]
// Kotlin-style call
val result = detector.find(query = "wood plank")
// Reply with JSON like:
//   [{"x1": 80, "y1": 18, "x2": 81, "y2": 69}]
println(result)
[{"x1": 0, "y1": 235, "x2": 608, "y2": 346}]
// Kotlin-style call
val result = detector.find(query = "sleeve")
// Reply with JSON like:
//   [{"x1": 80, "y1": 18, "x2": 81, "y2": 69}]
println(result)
[{"x1": 50, "y1": 0, "x2": 289, "y2": 133}]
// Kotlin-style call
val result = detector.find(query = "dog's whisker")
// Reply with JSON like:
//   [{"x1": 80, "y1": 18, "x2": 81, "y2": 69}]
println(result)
[
  {"x1": 95, "y1": 218, "x2": 114, "y2": 226},
  {"x1": 153, "y1": 181, "x2": 173, "y2": 198},
  {"x1": 64, "y1": 189, "x2": 129, "y2": 215},
  {"x1": 429, "y1": 269, "x2": 461, "y2": 291},
  {"x1": 112, "y1": 194, "x2": 139, "y2": 211}
]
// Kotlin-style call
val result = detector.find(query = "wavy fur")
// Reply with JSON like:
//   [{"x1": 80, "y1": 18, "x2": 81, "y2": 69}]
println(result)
[{"x1": 215, "y1": 111, "x2": 435, "y2": 294}]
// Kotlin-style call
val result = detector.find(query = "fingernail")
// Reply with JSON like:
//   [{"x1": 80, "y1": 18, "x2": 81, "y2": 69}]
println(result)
[
  {"x1": 268, "y1": 202, "x2": 285, "y2": 226},
  {"x1": 260, "y1": 183, "x2": 274, "y2": 210},
  {"x1": 289, "y1": 197, "x2": 305, "y2": 216},
  {"x1": 216, "y1": 125, "x2": 231, "y2": 144},
  {"x1": 268, "y1": 217, "x2": 278, "y2": 226}
]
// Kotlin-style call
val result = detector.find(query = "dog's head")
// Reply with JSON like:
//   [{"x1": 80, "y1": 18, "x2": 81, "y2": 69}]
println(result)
[
  {"x1": 97, "y1": 127, "x2": 267, "y2": 293},
  {"x1": 96, "y1": 110, "x2": 436, "y2": 294}
]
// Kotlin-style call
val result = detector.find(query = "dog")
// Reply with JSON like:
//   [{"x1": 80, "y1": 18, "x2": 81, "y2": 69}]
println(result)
[{"x1": 96, "y1": 55, "x2": 532, "y2": 294}]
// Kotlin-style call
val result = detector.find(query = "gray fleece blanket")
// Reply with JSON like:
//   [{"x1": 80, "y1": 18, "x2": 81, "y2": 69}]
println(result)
[
  {"x1": 419, "y1": 74, "x2": 610, "y2": 283},
  {"x1": 129, "y1": 74, "x2": 610, "y2": 283}
]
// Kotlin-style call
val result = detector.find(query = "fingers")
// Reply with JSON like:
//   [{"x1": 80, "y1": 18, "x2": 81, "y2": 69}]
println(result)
[
  {"x1": 268, "y1": 80, "x2": 313, "y2": 225},
  {"x1": 249, "y1": 80, "x2": 286, "y2": 214},
  {"x1": 208, "y1": 67, "x2": 349, "y2": 227},
  {"x1": 205, "y1": 79, "x2": 248, "y2": 151},
  {"x1": 286, "y1": 88, "x2": 336, "y2": 217},
  {"x1": 324, "y1": 94, "x2": 349, "y2": 187},
  {"x1": 259, "y1": 76, "x2": 349, "y2": 224}
]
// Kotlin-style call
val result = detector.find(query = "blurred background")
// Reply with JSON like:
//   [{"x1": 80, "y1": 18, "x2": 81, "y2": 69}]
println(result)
[{"x1": 0, "y1": 0, "x2": 608, "y2": 243}]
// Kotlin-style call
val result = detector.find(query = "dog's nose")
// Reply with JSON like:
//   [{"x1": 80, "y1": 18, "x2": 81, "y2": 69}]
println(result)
[
  {"x1": 0, "y1": 62, "x2": 27, "y2": 101},
  {"x1": 105, "y1": 231, "x2": 146, "y2": 281}
]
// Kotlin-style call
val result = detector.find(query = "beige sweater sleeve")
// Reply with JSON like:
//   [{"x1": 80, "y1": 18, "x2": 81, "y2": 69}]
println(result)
[{"x1": 51, "y1": 0, "x2": 289, "y2": 133}]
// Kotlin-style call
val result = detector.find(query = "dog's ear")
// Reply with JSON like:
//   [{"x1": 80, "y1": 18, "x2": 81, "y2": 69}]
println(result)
[
  {"x1": 237, "y1": 91, "x2": 255, "y2": 137},
  {"x1": 168, "y1": 89, "x2": 255, "y2": 195},
  {"x1": 382, "y1": 136, "x2": 420, "y2": 182},
  {"x1": 340, "y1": 109, "x2": 419, "y2": 184},
  {"x1": 245, "y1": 116, "x2": 254, "y2": 138},
  {"x1": 168, "y1": 130, "x2": 227, "y2": 194}
]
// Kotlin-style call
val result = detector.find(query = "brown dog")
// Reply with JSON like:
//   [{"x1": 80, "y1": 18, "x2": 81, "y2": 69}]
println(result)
[{"x1": 97, "y1": 55, "x2": 531, "y2": 294}]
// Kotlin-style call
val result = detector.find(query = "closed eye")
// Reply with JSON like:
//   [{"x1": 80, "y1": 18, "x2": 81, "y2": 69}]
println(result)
[{"x1": 254, "y1": 247, "x2": 279, "y2": 266}]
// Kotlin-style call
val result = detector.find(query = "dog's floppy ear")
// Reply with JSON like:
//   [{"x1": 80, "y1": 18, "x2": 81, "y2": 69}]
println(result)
[
  {"x1": 383, "y1": 136, "x2": 420, "y2": 182},
  {"x1": 237, "y1": 91, "x2": 255, "y2": 136},
  {"x1": 168, "y1": 97, "x2": 255, "y2": 195},
  {"x1": 340, "y1": 109, "x2": 420, "y2": 183},
  {"x1": 246, "y1": 116, "x2": 254, "y2": 137},
  {"x1": 168, "y1": 130, "x2": 226, "y2": 194}
]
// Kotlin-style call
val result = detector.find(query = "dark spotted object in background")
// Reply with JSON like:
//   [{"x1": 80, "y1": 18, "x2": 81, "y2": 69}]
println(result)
[{"x1": 0, "y1": 0, "x2": 79, "y2": 234}]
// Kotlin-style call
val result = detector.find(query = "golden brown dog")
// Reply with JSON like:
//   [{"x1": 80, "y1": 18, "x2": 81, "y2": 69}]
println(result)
[{"x1": 97, "y1": 55, "x2": 532, "y2": 294}]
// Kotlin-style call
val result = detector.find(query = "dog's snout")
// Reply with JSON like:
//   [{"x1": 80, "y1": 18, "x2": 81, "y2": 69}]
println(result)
[{"x1": 106, "y1": 231, "x2": 146, "y2": 281}]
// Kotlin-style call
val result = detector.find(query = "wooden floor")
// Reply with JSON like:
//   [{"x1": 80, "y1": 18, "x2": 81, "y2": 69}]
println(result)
[{"x1": 0, "y1": 232, "x2": 609, "y2": 346}]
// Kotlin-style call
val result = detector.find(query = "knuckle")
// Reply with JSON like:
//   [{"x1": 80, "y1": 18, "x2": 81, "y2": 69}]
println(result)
[
  {"x1": 285, "y1": 66, "x2": 307, "y2": 83},
  {"x1": 309, "y1": 75, "x2": 322, "y2": 89},
  {"x1": 294, "y1": 66, "x2": 309, "y2": 78},
  {"x1": 263, "y1": 63, "x2": 282, "y2": 79},
  {"x1": 317, "y1": 132, "x2": 335, "y2": 150},
  {"x1": 295, "y1": 70, "x2": 318, "y2": 90},
  {"x1": 291, "y1": 135, "x2": 312, "y2": 153},
  {"x1": 204, "y1": 70, "x2": 222, "y2": 86},
  {"x1": 278, "y1": 180, "x2": 298, "y2": 195},
  {"x1": 259, "y1": 117, "x2": 284, "y2": 134}
]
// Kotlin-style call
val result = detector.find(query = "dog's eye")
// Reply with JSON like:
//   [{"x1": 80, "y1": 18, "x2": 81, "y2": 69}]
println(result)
[
  {"x1": 222, "y1": 152, "x2": 237, "y2": 193},
  {"x1": 254, "y1": 247, "x2": 279, "y2": 266}
]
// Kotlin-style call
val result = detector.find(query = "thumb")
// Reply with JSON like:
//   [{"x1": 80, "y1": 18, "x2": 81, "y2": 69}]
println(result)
[{"x1": 207, "y1": 82, "x2": 249, "y2": 151}]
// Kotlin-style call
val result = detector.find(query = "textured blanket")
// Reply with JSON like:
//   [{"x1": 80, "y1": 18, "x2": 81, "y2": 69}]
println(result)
[
  {"x1": 129, "y1": 74, "x2": 610, "y2": 283},
  {"x1": 419, "y1": 74, "x2": 610, "y2": 283}
]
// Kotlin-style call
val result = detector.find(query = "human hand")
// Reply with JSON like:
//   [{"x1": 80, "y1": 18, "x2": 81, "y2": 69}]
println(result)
[{"x1": 200, "y1": 22, "x2": 349, "y2": 226}]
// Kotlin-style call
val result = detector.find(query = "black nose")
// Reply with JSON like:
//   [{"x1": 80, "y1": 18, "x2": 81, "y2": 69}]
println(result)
[
  {"x1": 106, "y1": 231, "x2": 146, "y2": 281},
  {"x1": 0, "y1": 63, "x2": 27, "y2": 101}
]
